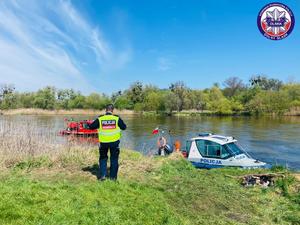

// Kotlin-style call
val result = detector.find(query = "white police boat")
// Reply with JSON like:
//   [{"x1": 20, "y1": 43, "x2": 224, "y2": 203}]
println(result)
[{"x1": 184, "y1": 133, "x2": 270, "y2": 169}]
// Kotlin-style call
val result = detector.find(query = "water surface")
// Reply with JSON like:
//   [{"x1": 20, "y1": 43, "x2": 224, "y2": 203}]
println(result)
[{"x1": 1, "y1": 115, "x2": 300, "y2": 170}]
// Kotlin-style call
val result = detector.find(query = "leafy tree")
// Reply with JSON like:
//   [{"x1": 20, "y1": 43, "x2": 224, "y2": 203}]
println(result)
[
  {"x1": 182, "y1": 90, "x2": 193, "y2": 110},
  {"x1": 84, "y1": 93, "x2": 108, "y2": 110},
  {"x1": 234, "y1": 86, "x2": 261, "y2": 105},
  {"x1": 164, "y1": 91, "x2": 180, "y2": 113},
  {"x1": 114, "y1": 96, "x2": 132, "y2": 110},
  {"x1": 208, "y1": 86, "x2": 223, "y2": 101},
  {"x1": 133, "y1": 103, "x2": 143, "y2": 112},
  {"x1": 126, "y1": 81, "x2": 144, "y2": 105},
  {"x1": 169, "y1": 81, "x2": 187, "y2": 111},
  {"x1": 223, "y1": 77, "x2": 245, "y2": 97},
  {"x1": 0, "y1": 84, "x2": 15, "y2": 108},
  {"x1": 143, "y1": 84, "x2": 159, "y2": 95},
  {"x1": 56, "y1": 89, "x2": 78, "y2": 109},
  {"x1": 143, "y1": 91, "x2": 163, "y2": 112},
  {"x1": 207, "y1": 86, "x2": 232, "y2": 114},
  {"x1": 33, "y1": 87, "x2": 56, "y2": 110},
  {"x1": 0, "y1": 84, "x2": 15, "y2": 100},
  {"x1": 0, "y1": 92, "x2": 18, "y2": 109},
  {"x1": 68, "y1": 93, "x2": 86, "y2": 109},
  {"x1": 246, "y1": 90, "x2": 290, "y2": 114},
  {"x1": 250, "y1": 75, "x2": 283, "y2": 91},
  {"x1": 18, "y1": 92, "x2": 35, "y2": 108},
  {"x1": 208, "y1": 98, "x2": 232, "y2": 114},
  {"x1": 190, "y1": 90, "x2": 208, "y2": 111},
  {"x1": 111, "y1": 91, "x2": 122, "y2": 103},
  {"x1": 230, "y1": 100, "x2": 244, "y2": 112},
  {"x1": 282, "y1": 84, "x2": 300, "y2": 101}
]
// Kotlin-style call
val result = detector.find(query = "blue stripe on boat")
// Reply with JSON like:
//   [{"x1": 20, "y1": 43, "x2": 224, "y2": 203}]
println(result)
[{"x1": 191, "y1": 162, "x2": 225, "y2": 169}]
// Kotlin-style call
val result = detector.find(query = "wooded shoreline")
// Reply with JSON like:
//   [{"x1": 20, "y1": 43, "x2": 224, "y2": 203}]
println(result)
[
  {"x1": 1, "y1": 107, "x2": 300, "y2": 116},
  {"x1": 1, "y1": 76, "x2": 300, "y2": 116}
]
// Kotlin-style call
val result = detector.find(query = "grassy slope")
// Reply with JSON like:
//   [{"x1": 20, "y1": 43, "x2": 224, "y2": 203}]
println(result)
[{"x1": 0, "y1": 150, "x2": 299, "y2": 225}]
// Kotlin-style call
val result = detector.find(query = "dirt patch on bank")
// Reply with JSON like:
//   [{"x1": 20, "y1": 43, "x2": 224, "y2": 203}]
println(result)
[{"x1": 293, "y1": 173, "x2": 300, "y2": 182}]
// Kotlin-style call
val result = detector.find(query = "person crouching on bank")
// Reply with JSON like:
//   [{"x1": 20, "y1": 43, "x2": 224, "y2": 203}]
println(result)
[{"x1": 88, "y1": 104, "x2": 127, "y2": 181}]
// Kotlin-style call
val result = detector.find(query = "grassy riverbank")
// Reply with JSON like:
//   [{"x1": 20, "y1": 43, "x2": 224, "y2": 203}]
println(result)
[{"x1": 0, "y1": 147, "x2": 299, "y2": 225}]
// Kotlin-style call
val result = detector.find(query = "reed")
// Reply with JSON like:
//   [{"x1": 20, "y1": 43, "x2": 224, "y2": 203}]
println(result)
[
  {"x1": 0, "y1": 118, "x2": 148, "y2": 170},
  {"x1": 285, "y1": 106, "x2": 300, "y2": 116},
  {"x1": 0, "y1": 108, "x2": 136, "y2": 116},
  {"x1": 0, "y1": 120, "x2": 96, "y2": 168}
]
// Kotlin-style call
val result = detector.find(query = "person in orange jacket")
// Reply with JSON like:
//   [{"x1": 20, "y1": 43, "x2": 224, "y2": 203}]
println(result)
[{"x1": 174, "y1": 140, "x2": 181, "y2": 152}]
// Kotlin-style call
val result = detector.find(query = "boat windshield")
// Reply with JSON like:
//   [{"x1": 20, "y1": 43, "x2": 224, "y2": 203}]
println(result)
[{"x1": 224, "y1": 142, "x2": 244, "y2": 156}]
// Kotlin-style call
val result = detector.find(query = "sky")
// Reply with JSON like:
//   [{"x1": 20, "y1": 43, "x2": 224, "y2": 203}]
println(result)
[{"x1": 0, "y1": 0, "x2": 299, "y2": 94}]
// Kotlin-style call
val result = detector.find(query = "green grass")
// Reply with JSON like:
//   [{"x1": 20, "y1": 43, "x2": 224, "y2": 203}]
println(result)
[{"x1": 0, "y1": 150, "x2": 299, "y2": 225}]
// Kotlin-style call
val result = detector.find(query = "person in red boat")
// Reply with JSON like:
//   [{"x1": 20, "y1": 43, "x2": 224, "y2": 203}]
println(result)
[{"x1": 88, "y1": 104, "x2": 127, "y2": 181}]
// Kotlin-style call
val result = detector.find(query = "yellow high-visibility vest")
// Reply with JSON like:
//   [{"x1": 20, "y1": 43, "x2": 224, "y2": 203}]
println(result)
[{"x1": 98, "y1": 114, "x2": 121, "y2": 143}]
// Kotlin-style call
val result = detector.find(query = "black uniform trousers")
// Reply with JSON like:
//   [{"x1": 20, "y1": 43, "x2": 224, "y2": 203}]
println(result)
[{"x1": 99, "y1": 140, "x2": 120, "y2": 180}]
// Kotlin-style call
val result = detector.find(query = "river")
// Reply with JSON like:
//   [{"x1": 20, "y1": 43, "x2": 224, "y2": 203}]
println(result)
[{"x1": 1, "y1": 115, "x2": 300, "y2": 170}]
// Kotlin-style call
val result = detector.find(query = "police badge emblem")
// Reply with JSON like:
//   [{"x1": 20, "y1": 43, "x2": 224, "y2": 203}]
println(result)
[{"x1": 257, "y1": 2, "x2": 295, "y2": 40}]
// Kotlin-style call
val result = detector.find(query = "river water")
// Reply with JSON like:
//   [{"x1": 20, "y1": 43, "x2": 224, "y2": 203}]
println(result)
[{"x1": 1, "y1": 115, "x2": 300, "y2": 170}]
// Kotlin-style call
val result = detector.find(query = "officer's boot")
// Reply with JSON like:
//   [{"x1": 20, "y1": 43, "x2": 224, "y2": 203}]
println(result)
[{"x1": 99, "y1": 159, "x2": 107, "y2": 181}]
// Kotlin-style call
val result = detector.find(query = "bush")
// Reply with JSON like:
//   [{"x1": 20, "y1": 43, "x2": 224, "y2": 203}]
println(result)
[
  {"x1": 114, "y1": 96, "x2": 132, "y2": 110},
  {"x1": 33, "y1": 87, "x2": 56, "y2": 110},
  {"x1": 143, "y1": 91, "x2": 164, "y2": 112},
  {"x1": 133, "y1": 103, "x2": 143, "y2": 112},
  {"x1": 84, "y1": 93, "x2": 109, "y2": 110},
  {"x1": 247, "y1": 90, "x2": 290, "y2": 114}
]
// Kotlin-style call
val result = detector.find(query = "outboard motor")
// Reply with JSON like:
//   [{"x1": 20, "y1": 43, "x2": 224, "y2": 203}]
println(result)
[{"x1": 164, "y1": 144, "x2": 173, "y2": 155}]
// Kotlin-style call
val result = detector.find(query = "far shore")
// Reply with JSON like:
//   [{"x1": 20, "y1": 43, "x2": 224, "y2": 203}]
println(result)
[
  {"x1": 1, "y1": 108, "x2": 300, "y2": 116},
  {"x1": 0, "y1": 108, "x2": 137, "y2": 116}
]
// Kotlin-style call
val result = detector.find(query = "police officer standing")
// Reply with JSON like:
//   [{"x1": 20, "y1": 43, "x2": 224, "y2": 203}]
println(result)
[{"x1": 89, "y1": 104, "x2": 126, "y2": 181}]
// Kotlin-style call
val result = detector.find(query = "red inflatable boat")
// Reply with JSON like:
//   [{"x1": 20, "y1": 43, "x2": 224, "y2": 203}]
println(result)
[{"x1": 59, "y1": 119, "x2": 98, "y2": 137}]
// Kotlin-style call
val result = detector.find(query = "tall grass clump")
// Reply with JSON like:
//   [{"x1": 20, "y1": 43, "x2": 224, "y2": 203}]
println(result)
[{"x1": 0, "y1": 119, "x2": 96, "y2": 169}]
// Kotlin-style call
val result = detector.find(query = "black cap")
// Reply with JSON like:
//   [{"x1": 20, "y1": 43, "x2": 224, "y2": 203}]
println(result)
[{"x1": 106, "y1": 104, "x2": 114, "y2": 111}]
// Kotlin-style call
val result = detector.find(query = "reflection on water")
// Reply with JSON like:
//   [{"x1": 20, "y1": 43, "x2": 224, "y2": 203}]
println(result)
[{"x1": 1, "y1": 115, "x2": 300, "y2": 170}]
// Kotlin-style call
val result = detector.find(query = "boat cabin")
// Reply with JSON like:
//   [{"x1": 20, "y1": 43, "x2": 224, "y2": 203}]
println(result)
[{"x1": 184, "y1": 133, "x2": 269, "y2": 169}]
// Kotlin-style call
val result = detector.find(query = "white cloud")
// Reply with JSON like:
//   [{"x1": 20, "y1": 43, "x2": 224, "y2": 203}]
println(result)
[
  {"x1": 0, "y1": 0, "x2": 131, "y2": 93},
  {"x1": 157, "y1": 57, "x2": 173, "y2": 71}
]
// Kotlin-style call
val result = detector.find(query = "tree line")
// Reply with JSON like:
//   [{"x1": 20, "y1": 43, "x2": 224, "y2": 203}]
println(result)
[{"x1": 1, "y1": 75, "x2": 300, "y2": 115}]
